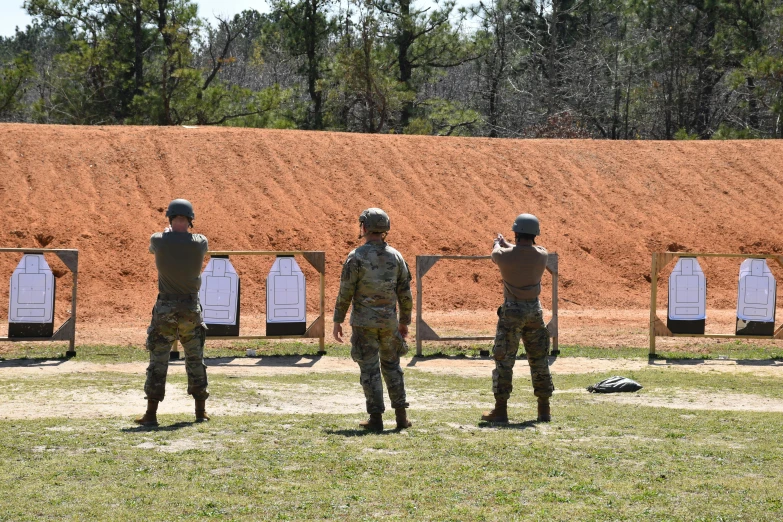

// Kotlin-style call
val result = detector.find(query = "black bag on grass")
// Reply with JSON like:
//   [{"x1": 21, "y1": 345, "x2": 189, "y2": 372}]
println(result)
[{"x1": 587, "y1": 376, "x2": 643, "y2": 393}]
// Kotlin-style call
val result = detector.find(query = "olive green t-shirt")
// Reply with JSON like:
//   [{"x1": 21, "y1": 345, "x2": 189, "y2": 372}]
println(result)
[
  {"x1": 149, "y1": 232, "x2": 209, "y2": 295},
  {"x1": 491, "y1": 243, "x2": 548, "y2": 301}
]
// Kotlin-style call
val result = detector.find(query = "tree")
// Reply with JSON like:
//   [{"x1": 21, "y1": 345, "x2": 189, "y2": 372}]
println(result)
[
  {"x1": 271, "y1": 0, "x2": 333, "y2": 129},
  {"x1": 0, "y1": 52, "x2": 34, "y2": 119}
]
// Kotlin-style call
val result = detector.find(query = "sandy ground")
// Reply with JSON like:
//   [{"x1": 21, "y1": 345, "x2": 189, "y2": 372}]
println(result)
[
  {"x1": 2, "y1": 125, "x2": 783, "y2": 324},
  {"x1": 2, "y1": 126, "x2": 783, "y2": 422},
  {"x1": 1, "y1": 308, "x2": 780, "y2": 350},
  {"x1": 1, "y1": 354, "x2": 781, "y2": 420}
]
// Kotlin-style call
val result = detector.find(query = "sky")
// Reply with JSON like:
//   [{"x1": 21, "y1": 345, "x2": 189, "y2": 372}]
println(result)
[
  {"x1": 1, "y1": 0, "x2": 269, "y2": 38},
  {"x1": 1, "y1": 0, "x2": 478, "y2": 38}
]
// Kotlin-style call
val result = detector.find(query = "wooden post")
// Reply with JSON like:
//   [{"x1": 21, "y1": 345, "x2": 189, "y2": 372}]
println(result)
[
  {"x1": 318, "y1": 270, "x2": 326, "y2": 354},
  {"x1": 67, "y1": 262, "x2": 78, "y2": 357},
  {"x1": 416, "y1": 261, "x2": 424, "y2": 357},
  {"x1": 649, "y1": 254, "x2": 658, "y2": 357},
  {"x1": 551, "y1": 264, "x2": 559, "y2": 355}
]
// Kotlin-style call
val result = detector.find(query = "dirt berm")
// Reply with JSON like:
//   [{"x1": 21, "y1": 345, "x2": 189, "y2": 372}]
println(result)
[{"x1": 1, "y1": 124, "x2": 782, "y2": 324}]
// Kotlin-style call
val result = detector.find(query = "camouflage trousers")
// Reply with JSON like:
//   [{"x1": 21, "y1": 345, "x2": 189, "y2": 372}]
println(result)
[
  {"x1": 144, "y1": 298, "x2": 209, "y2": 402},
  {"x1": 350, "y1": 326, "x2": 410, "y2": 414},
  {"x1": 492, "y1": 300, "x2": 554, "y2": 400}
]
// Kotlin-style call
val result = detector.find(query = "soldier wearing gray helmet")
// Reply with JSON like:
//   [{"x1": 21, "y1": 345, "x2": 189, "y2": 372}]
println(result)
[
  {"x1": 135, "y1": 199, "x2": 210, "y2": 427},
  {"x1": 481, "y1": 213, "x2": 555, "y2": 424},
  {"x1": 333, "y1": 208, "x2": 414, "y2": 432}
]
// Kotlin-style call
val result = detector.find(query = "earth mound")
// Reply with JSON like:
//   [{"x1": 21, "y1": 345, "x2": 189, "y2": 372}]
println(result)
[{"x1": 1, "y1": 124, "x2": 782, "y2": 325}]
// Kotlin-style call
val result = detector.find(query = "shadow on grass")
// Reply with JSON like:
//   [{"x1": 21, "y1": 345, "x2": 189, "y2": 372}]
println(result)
[
  {"x1": 405, "y1": 353, "x2": 559, "y2": 367},
  {"x1": 649, "y1": 357, "x2": 783, "y2": 367},
  {"x1": 0, "y1": 356, "x2": 71, "y2": 368},
  {"x1": 324, "y1": 428, "x2": 402, "y2": 437},
  {"x1": 478, "y1": 420, "x2": 539, "y2": 430},
  {"x1": 204, "y1": 355, "x2": 322, "y2": 368},
  {"x1": 121, "y1": 421, "x2": 197, "y2": 433}
]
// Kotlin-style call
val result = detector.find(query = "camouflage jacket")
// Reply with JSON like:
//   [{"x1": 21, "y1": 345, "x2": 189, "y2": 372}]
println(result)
[{"x1": 333, "y1": 240, "x2": 413, "y2": 328}]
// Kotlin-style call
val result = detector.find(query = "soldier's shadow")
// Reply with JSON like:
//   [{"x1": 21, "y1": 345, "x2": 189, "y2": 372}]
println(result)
[
  {"x1": 323, "y1": 428, "x2": 395, "y2": 437},
  {"x1": 478, "y1": 420, "x2": 539, "y2": 430},
  {"x1": 121, "y1": 421, "x2": 197, "y2": 433}
]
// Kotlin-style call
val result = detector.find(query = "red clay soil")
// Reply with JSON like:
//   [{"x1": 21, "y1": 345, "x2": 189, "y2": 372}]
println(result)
[{"x1": 1, "y1": 124, "x2": 783, "y2": 326}]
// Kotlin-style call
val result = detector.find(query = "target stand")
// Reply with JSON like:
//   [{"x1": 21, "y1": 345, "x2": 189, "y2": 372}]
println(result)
[
  {"x1": 0, "y1": 248, "x2": 78, "y2": 357},
  {"x1": 649, "y1": 252, "x2": 783, "y2": 357},
  {"x1": 415, "y1": 253, "x2": 559, "y2": 357},
  {"x1": 170, "y1": 250, "x2": 326, "y2": 359}
]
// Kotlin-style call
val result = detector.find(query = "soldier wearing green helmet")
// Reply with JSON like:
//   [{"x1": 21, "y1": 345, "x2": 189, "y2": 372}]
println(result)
[
  {"x1": 135, "y1": 198, "x2": 210, "y2": 427},
  {"x1": 333, "y1": 208, "x2": 414, "y2": 432},
  {"x1": 481, "y1": 213, "x2": 555, "y2": 424}
]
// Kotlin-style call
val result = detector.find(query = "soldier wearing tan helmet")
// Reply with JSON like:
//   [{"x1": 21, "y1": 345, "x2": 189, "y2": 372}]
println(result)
[
  {"x1": 333, "y1": 208, "x2": 414, "y2": 432},
  {"x1": 135, "y1": 199, "x2": 210, "y2": 427},
  {"x1": 481, "y1": 213, "x2": 555, "y2": 424}
]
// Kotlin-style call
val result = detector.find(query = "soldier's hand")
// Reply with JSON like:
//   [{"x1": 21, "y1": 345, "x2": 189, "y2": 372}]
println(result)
[
  {"x1": 163, "y1": 226, "x2": 172, "y2": 233},
  {"x1": 398, "y1": 323, "x2": 409, "y2": 339},
  {"x1": 333, "y1": 323, "x2": 344, "y2": 343}
]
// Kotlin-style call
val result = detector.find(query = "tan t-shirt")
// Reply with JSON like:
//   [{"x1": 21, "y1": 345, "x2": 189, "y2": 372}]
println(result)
[
  {"x1": 149, "y1": 231, "x2": 209, "y2": 295},
  {"x1": 491, "y1": 243, "x2": 548, "y2": 301}
]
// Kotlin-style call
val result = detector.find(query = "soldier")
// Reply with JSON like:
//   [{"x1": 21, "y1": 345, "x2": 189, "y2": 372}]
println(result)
[
  {"x1": 481, "y1": 213, "x2": 555, "y2": 424},
  {"x1": 333, "y1": 208, "x2": 414, "y2": 432},
  {"x1": 135, "y1": 199, "x2": 210, "y2": 427}
]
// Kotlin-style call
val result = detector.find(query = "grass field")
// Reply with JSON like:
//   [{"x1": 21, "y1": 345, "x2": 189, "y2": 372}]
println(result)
[{"x1": 1, "y1": 343, "x2": 783, "y2": 520}]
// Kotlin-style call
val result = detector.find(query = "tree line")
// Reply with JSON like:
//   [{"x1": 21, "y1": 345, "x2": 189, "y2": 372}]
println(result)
[{"x1": 1, "y1": 0, "x2": 782, "y2": 139}]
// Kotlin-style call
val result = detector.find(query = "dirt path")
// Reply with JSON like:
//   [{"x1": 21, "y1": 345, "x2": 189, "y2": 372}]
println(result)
[
  {"x1": 3, "y1": 354, "x2": 783, "y2": 378},
  {"x1": 1, "y1": 355, "x2": 781, "y2": 420}
]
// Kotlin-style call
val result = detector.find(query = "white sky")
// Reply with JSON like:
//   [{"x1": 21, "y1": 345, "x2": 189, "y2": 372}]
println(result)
[{"x1": 1, "y1": 0, "x2": 478, "y2": 38}]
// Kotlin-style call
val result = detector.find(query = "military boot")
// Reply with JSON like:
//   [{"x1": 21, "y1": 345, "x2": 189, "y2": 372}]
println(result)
[
  {"x1": 481, "y1": 399, "x2": 508, "y2": 423},
  {"x1": 134, "y1": 400, "x2": 159, "y2": 427},
  {"x1": 359, "y1": 413, "x2": 384, "y2": 432},
  {"x1": 395, "y1": 408, "x2": 412, "y2": 430},
  {"x1": 195, "y1": 399, "x2": 210, "y2": 422},
  {"x1": 537, "y1": 397, "x2": 551, "y2": 422}
]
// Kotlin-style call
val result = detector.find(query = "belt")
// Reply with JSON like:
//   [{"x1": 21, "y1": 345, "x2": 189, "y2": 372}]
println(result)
[
  {"x1": 158, "y1": 293, "x2": 198, "y2": 302},
  {"x1": 504, "y1": 298, "x2": 539, "y2": 304}
]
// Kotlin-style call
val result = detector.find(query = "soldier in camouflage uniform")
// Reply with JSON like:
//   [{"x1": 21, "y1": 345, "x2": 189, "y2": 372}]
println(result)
[
  {"x1": 135, "y1": 199, "x2": 210, "y2": 427},
  {"x1": 481, "y1": 213, "x2": 555, "y2": 424},
  {"x1": 333, "y1": 208, "x2": 414, "y2": 432}
]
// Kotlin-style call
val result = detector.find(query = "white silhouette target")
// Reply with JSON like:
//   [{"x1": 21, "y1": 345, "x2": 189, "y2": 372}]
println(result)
[
  {"x1": 737, "y1": 259, "x2": 776, "y2": 322},
  {"x1": 668, "y1": 257, "x2": 706, "y2": 321},
  {"x1": 9, "y1": 254, "x2": 55, "y2": 324},
  {"x1": 267, "y1": 257, "x2": 305, "y2": 325},
  {"x1": 199, "y1": 257, "x2": 239, "y2": 325}
]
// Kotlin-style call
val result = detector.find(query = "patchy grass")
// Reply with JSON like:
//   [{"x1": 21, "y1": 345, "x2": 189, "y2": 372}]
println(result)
[
  {"x1": 3, "y1": 337, "x2": 782, "y2": 364},
  {"x1": 0, "y1": 367, "x2": 782, "y2": 520}
]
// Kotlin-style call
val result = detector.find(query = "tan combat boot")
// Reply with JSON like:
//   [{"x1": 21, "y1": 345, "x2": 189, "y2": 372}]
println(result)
[
  {"x1": 359, "y1": 413, "x2": 384, "y2": 432},
  {"x1": 134, "y1": 400, "x2": 159, "y2": 427},
  {"x1": 537, "y1": 397, "x2": 551, "y2": 422},
  {"x1": 481, "y1": 399, "x2": 508, "y2": 423},
  {"x1": 195, "y1": 399, "x2": 210, "y2": 422},
  {"x1": 395, "y1": 408, "x2": 412, "y2": 430}
]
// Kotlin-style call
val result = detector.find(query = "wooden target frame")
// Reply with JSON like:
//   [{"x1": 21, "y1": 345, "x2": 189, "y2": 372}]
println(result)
[
  {"x1": 649, "y1": 251, "x2": 783, "y2": 356},
  {"x1": 170, "y1": 250, "x2": 326, "y2": 358},
  {"x1": 415, "y1": 253, "x2": 559, "y2": 357},
  {"x1": 0, "y1": 248, "x2": 79, "y2": 357}
]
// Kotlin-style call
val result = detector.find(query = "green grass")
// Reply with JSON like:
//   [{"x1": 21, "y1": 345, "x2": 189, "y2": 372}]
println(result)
[
  {"x1": 1, "y1": 367, "x2": 783, "y2": 520},
  {"x1": 2, "y1": 338, "x2": 783, "y2": 363}
]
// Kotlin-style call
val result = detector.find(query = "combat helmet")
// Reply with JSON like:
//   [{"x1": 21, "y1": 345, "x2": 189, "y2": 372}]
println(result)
[
  {"x1": 511, "y1": 213, "x2": 540, "y2": 236},
  {"x1": 359, "y1": 208, "x2": 391, "y2": 234},
  {"x1": 166, "y1": 199, "x2": 195, "y2": 220}
]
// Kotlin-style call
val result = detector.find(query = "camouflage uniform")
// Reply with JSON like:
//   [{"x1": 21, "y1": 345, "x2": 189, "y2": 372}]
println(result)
[
  {"x1": 334, "y1": 240, "x2": 413, "y2": 414},
  {"x1": 145, "y1": 297, "x2": 209, "y2": 401},
  {"x1": 492, "y1": 300, "x2": 554, "y2": 400},
  {"x1": 145, "y1": 231, "x2": 209, "y2": 402}
]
